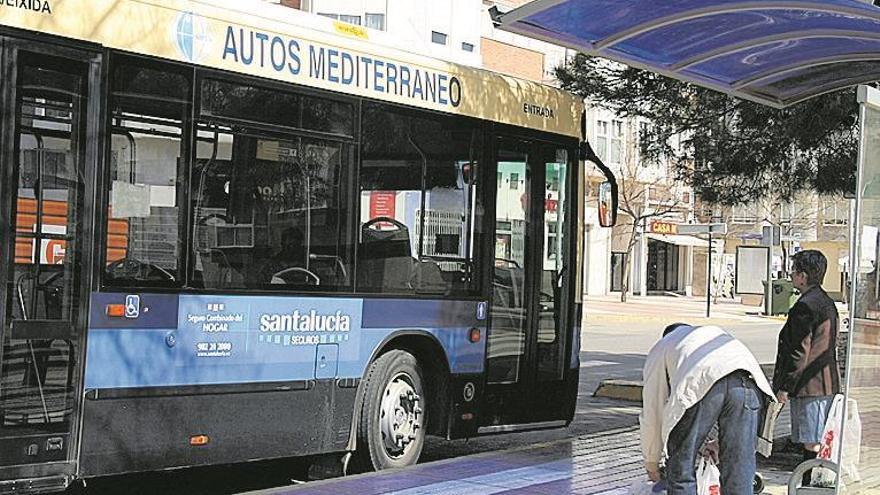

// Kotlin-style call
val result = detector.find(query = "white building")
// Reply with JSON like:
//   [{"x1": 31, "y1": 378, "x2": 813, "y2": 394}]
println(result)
[{"x1": 294, "y1": 0, "x2": 483, "y2": 66}]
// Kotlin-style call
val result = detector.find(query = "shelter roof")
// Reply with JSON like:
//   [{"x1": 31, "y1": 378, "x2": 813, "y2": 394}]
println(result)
[{"x1": 501, "y1": 0, "x2": 880, "y2": 107}]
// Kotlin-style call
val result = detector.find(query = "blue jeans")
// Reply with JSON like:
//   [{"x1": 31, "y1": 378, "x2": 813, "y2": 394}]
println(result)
[
  {"x1": 790, "y1": 395, "x2": 833, "y2": 444},
  {"x1": 666, "y1": 370, "x2": 762, "y2": 495}
]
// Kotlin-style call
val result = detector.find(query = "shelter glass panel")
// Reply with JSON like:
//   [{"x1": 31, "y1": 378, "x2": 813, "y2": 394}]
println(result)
[{"x1": 845, "y1": 95, "x2": 880, "y2": 493}]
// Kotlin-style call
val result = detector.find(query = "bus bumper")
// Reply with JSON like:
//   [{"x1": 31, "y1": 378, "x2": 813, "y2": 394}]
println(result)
[{"x1": 0, "y1": 475, "x2": 71, "y2": 495}]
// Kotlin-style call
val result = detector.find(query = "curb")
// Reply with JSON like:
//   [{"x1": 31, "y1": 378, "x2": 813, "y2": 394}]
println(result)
[{"x1": 593, "y1": 379, "x2": 643, "y2": 402}]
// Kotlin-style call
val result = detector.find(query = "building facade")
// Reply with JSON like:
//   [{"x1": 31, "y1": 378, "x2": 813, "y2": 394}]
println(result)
[{"x1": 698, "y1": 195, "x2": 851, "y2": 301}]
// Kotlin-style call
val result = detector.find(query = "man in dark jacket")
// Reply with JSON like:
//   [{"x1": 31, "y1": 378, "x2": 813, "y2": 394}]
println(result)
[{"x1": 773, "y1": 249, "x2": 840, "y2": 483}]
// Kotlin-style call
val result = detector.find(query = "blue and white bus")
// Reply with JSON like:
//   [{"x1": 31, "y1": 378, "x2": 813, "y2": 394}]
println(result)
[{"x1": 0, "y1": 0, "x2": 616, "y2": 491}]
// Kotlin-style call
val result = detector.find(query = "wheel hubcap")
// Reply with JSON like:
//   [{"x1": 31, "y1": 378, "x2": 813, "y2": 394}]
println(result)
[{"x1": 379, "y1": 372, "x2": 422, "y2": 458}]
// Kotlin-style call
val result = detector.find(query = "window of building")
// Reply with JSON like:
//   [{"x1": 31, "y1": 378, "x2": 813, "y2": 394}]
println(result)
[
  {"x1": 192, "y1": 79, "x2": 355, "y2": 291},
  {"x1": 431, "y1": 31, "x2": 448, "y2": 45},
  {"x1": 317, "y1": 12, "x2": 338, "y2": 19},
  {"x1": 104, "y1": 57, "x2": 191, "y2": 287},
  {"x1": 365, "y1": 13, "x2": 385, "y2": 30},
  {"x1": 497, "y1": 171, "x2": 503, "y2": 188},
  {"x1": 638, "y1": 121, "x2": 653, "y2": 166},
  {"x1": 509, "y1": 172, "x2": 520, "y2": 190},
  {"x1": 359, "y1": 103, "x2": 482, "y2": 296},
  {"x1": 780, "y1": 201, "x2": 812, "y2": 226},
  {"x1": 638, "y1": 121, "x2": 650, "y2": 142},
  {"x1": 823, "y1": 199, "x2": 848, "y2": 226},
  {"x1": 595, "y1": 120, "x2": 609, "y2": 161},
  {"x1": 611, "y1": 119, "x2": 624, "y2": 164},
  {"x1": 546, "y1": 221, "x2": 558, "y2": 260},
  {"x1": 462, "y1": 42, "x2": 474, "y2": 52},
  {"x1": 339, "y1": 14, "x2": 362, "y2": 25},
  {"x1": 731, "y1": 205, "x2": 758, "y2": 224},
  {"x1": 610, "y1": 252, "x2": 626, "y2": 292}
]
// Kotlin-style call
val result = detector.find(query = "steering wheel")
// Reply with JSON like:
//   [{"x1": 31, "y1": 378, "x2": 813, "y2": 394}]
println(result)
[
  {"x1": 197, "y1": 213, "x2": 229, "y2": 226},
  {"x1": 362, "y1": 216, "x2": 408, "y2": 231},
  {"x1": 494, "y1": 258, "x2": 522, "y2": 269},
  {"x1": 270, "y1": 267, "x2": 320, "y2": 286},
  {"x1": 106, "y1": 257, "x2": 176, "y2": 282}
]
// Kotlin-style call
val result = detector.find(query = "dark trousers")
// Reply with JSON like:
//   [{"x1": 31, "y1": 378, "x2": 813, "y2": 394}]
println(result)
[{"x1": 666, "y1": 371, "x2": 762, "y2": 495}]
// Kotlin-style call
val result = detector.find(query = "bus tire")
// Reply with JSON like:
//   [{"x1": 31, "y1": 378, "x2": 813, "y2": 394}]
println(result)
[{"x1": 356, "y1": 349, "x2": 426, "y2": 471}]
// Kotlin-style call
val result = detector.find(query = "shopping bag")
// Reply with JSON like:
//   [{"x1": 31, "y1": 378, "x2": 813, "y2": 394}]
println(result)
[
  {"x1": 757, "y1": 400, "x2": 784, "y2": 457},
  {"x1": 841, "y1": 398, "x2": 862, "y2": 483},
  {"x1": 697, "y1": 457, "x2": 721, "y2": 495},
  {"x1": 812, "y1": 394, "x2": 845, "y2": 486}
]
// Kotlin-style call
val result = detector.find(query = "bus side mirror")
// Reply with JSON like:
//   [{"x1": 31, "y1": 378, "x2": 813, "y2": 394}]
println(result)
[
  {"x1": 598, "y1": 181, "x2": 617, "y2": 227},
  {"x1": 579, "y1": 140, "x2": 618, "y2": 228}
]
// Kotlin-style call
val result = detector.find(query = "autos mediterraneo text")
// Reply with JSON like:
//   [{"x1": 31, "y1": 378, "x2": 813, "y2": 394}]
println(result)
[
  {"x1": 260, "y1": 309, "x2": 352, "y2": 333},
  {"x1": 222, "y1": 26, "x2": 462, "y2": 108}
]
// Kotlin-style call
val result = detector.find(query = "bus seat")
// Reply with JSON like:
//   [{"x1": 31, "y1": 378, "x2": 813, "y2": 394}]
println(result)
[
  {"x1": 412, "y1": 260, "x2": 447, "y2": 294},
  {"x1": 358, "y1": 218, "x2": 414, "y2": 292},
  {"x1": 196, "y1": 249, "x2": 236, "y2": 289},
  {"x1": 357, "y1": 253, "x2": 413, "y2": 292}
]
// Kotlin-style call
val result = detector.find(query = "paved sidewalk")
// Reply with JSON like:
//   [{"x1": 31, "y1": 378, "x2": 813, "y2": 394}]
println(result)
[
  {"x1": 585, "y1": 294, "x2": 778, "y2": 324},
  {"x1": 251, "y1": 423, "x2": 797, "y2": 495}
]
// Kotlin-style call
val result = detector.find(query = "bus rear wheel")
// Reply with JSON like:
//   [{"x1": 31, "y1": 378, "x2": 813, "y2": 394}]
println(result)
[{"x1": 356, "y1": 350, "x2": 426, "y2": 470}]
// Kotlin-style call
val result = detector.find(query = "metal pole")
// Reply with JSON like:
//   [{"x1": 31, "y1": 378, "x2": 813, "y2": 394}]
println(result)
[
  {"x1": 707, "y1": 231, "x2": 712, "y2": 318},
  {"x1": 764, "y1": 247, "x2": 772, "y2": 316}
]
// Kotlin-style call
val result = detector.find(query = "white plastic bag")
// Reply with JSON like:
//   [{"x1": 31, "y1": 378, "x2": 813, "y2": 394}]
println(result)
[
  {"x1": 812, "y1": 394, "x2": 845, "y2": 486},
  {"x1": 697, "y1": 457, "x2": 721, "y2": 495},
  {"x1": 841, "y1": 398, "x2": 862, "y2": 483}
]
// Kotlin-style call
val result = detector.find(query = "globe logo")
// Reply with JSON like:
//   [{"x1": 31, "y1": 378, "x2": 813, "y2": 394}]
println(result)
[{"x1": 175, "y1": 12, "x2": 210, "y2": 63}]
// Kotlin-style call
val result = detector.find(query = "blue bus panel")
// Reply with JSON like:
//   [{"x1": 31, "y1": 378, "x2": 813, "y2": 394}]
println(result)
[{"x1": 85, "y1": 293, "x2": 487, "y2": 389}]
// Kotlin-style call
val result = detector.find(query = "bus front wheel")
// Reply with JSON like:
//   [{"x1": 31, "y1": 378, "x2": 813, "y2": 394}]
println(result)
[{"x1": 356, "y1": 350, "x2": 426, "y2": 470}]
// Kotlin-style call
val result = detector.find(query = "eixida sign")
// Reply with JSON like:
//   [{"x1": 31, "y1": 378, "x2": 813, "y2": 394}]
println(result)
[{"x1": 0, "y1": 0, "x2": 51, "y2": 13}]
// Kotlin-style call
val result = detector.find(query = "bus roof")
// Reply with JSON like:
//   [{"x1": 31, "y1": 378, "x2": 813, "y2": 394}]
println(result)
[
  {"x1": 1, "y1": 0, "x2": 582, "y2": 138},
  {"x1": 500, "y1": 0, "x2": 880, "y2": 109}
]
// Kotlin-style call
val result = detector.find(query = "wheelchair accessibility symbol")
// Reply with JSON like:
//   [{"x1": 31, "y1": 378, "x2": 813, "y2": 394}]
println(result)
[{"x1": 125, "y1": 295, "x2": 140, "y2": 319}]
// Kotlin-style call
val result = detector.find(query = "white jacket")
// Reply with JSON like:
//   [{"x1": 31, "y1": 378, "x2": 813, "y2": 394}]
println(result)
[{"x1": 639, "y1": 325, "x2": 775, "y2": 466}]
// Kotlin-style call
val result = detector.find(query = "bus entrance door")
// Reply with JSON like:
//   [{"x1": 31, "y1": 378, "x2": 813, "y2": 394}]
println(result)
[
  {"x1": 483, "y1": 137, "x2": 576, "y2": 428},
  {"x1": 0, "y1": 41, "x2": 100, "y2": 487}
]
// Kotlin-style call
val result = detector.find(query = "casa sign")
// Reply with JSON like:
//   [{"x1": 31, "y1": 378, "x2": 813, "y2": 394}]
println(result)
[{"x1": 650, "y1": 221, "x2": 678, "y2": 235}]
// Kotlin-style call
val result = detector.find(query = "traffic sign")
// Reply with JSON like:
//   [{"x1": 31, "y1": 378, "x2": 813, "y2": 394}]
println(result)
[{"x1": 676, "y1": 223, "x2": 727, "y2": 235}]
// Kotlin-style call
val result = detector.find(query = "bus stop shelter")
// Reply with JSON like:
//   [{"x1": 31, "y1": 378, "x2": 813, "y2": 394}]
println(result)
[{"x1": 500, "y1": 0, "x2": 880, "y2": 493}]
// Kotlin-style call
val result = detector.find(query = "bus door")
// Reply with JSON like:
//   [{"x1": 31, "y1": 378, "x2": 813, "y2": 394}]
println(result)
[
  {"x1": 482, "y1": 136, "x2": 576, "y2": 427},
  {"x1": 0, "y1": 41, "x2": 99, "y2": 485}
]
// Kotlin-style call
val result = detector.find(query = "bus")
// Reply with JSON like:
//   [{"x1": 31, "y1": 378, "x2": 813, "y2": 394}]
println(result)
[{"x1": 0, "y1": 0, "x2": 616, "y2": 492}]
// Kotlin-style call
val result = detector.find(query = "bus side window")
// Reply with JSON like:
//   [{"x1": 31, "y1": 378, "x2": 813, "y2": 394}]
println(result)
[
  {"x1": 191, "y1": 79, "x2": 355, "y2": 291},
  {"x1": 358, "y1": 103, "x2": 481, "y2": 296},
  {"x1": 104, "y1": 57, "x2": 190, "y2": 287}
]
